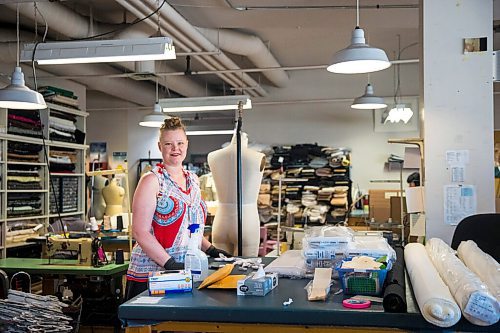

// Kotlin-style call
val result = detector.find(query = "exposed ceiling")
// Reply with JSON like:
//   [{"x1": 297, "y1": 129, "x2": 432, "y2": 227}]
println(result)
[{"x1": 0, "y1": 0, "x2": 497, "y2": 118}]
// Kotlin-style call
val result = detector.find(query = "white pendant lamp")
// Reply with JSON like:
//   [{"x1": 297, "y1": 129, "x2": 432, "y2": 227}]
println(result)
[
  {"x1": 139, "y1": 79, "x2": 170, "y2": 127},
  {"x1": 0, "y1": 67, "x2": 47, "y2": 109},
  {"x1": 139, "y1": 102, "x2": 170, "y2": 127},
  {"x1": 351, "y1": 83, "x2": 387, "y2": 109},
  {"x1": 0, "y1": 5, "x2": 46, "y2": 110},
  {"x1": 327, "y1": 0, "x2": 390, "y2": 74}
]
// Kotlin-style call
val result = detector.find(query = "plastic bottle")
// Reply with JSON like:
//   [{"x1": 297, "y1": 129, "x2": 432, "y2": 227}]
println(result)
[{"x1": 185, "y1": 224, "x2": 208, "y2": 282}]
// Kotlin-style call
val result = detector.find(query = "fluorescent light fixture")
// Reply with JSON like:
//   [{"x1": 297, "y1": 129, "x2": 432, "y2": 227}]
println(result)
[
  {"x1": 385, "y1": 104, "x2": 414, "y2": 124},
  {"x1": 351, "y1": 83, "x2": 387, "y2": 109},
  {"x1": 327, "y1": 27, "x2": 391, "y2": 74},
  {"x1": 139, "y1": 103, "x2": 170, "y2": 127},
  {"x1": 185, "y1": 129, "x2": 235, "y2": 136},
  {"x1": 160, "y1": 95, "x2": 251, "y2": 113},
  {"x1": 22, "y1": 37, "x2": 176, "y2": 65},
  {"x1": 0, "y1": 66, "x2": 46, "y2": 109}
]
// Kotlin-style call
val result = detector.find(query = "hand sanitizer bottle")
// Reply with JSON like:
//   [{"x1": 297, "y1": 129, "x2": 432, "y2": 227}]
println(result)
[{"x1": 185, "y1": 224, "x2": 208, "y2": 282}]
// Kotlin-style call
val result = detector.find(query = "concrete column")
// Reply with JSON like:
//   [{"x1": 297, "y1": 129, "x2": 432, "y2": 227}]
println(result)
[{"x1": 421, "y1": 0, "x2": 494, "y2": 244}]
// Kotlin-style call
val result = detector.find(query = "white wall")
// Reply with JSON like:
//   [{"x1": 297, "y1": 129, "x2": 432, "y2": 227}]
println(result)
[
  {"x1": 422, "y1": 0, "x2": 494, "y2": 244},
  {"x1": 87, "y1": 99, "x2": 420, "y2": 197}
]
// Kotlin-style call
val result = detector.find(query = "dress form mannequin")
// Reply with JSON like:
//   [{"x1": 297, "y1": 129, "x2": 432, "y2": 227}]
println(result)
[
  {"x1": 208, "y1": 133, "x2": 265, "y2": 256},
  {"x1": 92, "y1": 175, "x2": 108, "y2": 219},
  {"x1": 102, "y1": 178, "x2": 125, "y2": 217}
]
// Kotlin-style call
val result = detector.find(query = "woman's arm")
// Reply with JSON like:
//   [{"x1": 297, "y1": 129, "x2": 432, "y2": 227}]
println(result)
[{"x1": 132, "y1": 173, "x2": 171, "y2": 267}]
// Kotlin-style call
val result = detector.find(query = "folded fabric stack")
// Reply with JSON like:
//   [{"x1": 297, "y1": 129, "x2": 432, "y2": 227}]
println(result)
[
  {"x1": 49, "y1": 111, "x2": 78, "y2": 143},
  {"x1": 7, "y1": 193, "x2": 43, "y2": 217},
  {"x1": 259, "y1": 144, "x2": 353, "y2": 225},
  {"x1": 7, "y1": 142, "x2": 42, "y2": 162},
  {"x1": 50, "y1": 177, "x2": 79, "y2": 213},
  {"x1": 7, "y1": 110, "x2": 43, "y2": 138},
  {"x1": 49, "y1": 147, "x2": 77, "y2": 173},
  {"x1": 7, "y1": 164, "x2": 42, "y2": 190},
  {"x1": 39, "y1": 85, "x2": 80, "y2": 109}
]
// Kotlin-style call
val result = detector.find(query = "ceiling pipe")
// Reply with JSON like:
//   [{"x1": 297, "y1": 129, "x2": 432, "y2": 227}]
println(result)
[
  {"x1": 33, "y1": 59, "x2": 420, "y2": 80},
  {"x1": 116, "y1": 0, "x2": 268, "y2": 97},
  {"x1": 113, "y1": 22, "x2": 216, "y2": 97},
  {"x1": 114, "y1": 0, "x2": 252, "y2": 97},
  {"x1": 4, "y1": 3, "x2": 212, "y2": 101},
  {"x1": 196, "y1": 27, "x2": 289, "y2": 88},
  {"x1": 5, "y1": 2, "x2": 117, "y2": 39}
]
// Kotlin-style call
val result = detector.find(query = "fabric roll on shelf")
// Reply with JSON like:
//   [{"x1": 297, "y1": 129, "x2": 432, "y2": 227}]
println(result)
[
  {"x1": 457, "y1": 240, "x2": 500, "y2": 301},
  {"x1": 404, "y1": 243, "x2": 461, "y2": 328},
  {"x1": 383, "y1": 246, "x2": 407, "y2": 313},
  {"x1": 426, "y1": 238, "x2": 499, "y2": 326}
]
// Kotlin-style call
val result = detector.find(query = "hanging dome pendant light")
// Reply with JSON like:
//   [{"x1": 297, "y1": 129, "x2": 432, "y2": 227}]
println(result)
[
  {"x1": 327, "y1": 0, "x2": 391, "y2": 74},
  {"x1": 0, "y1": 4, "x2": 46, "y2": 110},
  {"x1": 0, "y1": 67, "x2": 46, "y2": 110},
  {"x1": 351, "y1": 83, "x2": 387, "y2": 109}
]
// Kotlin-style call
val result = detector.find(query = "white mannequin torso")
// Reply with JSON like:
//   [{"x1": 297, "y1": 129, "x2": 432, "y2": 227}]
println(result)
[
  {"x1": 92, "y1": 175, "x2": 108, "y2": 220},
  {"x1": 102, "y1": 178, "x2": 125, "y2": 217},
  {"x1": 208, "y1": 133, "x2": 265, "y2": 256}
]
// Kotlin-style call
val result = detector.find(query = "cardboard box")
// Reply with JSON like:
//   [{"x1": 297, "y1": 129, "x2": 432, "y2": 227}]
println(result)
[
  {"x1": 148, "y1": 270, "x2": 192, "y2": 295},
  {"x1": 390, "y1": 196, "x2": 407, "y2": 223},
  {"x1": 369, "y1": 189, "x2": 402, "y2": 222},
  {"x1": 237, "y1": 272, "x2": 278, "y2": 296}
]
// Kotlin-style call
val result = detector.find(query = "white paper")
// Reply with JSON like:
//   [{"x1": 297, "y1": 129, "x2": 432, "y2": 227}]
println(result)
[
  {"x1": 464, "y1": 292, "x2": 499, "y2": 325},
  {"x1": 403, "y1": 147, "x2": 421, "y2": 169},
  {"x1": 451, "y1": 166, "x2": 466, "y2": 183},
  {"x1": 410, "y1": 213, "x2": 426, "y2": 236},
  {"x1": 444, "y1": 185, "x2": 476, "y2": 225},
  {"x1": 446, "y1": 150, "x2": 469, "y2": 166},
  {"x1": 406, "y1": 186, "x2": 424, "y2": 213},
  {"x1": 130, "y1": 296, "x2": 162, "y2": 304}
]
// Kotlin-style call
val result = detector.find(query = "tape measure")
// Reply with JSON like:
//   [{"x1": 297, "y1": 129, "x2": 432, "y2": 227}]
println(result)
[{"x1": 342, "y1": 298, "x2": 371, "y2": 309}]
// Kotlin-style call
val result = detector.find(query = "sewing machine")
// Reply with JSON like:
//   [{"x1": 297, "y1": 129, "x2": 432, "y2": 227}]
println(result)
[{"x1": 45, "y1": 237, "x2": 94, "y2": 266}]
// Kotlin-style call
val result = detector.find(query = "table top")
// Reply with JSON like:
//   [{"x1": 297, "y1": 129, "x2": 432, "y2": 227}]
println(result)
[
  {"x1": 119, "y1": 264, "x2": 492, "y2": 331},
  {"x1": 0, "y1": 258, "x2": 129, "y2": 276}
]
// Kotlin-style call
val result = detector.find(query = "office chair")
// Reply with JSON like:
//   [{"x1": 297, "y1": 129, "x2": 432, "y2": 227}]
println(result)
[{"x1": 450, "y1": 213, "x2": 500, "y2": 262}]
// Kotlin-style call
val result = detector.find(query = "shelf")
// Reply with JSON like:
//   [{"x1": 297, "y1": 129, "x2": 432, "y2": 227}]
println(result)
[
  {"x1": 1, "y1": 103, "x2": 87, "y2": 259},
  {"x1": 46, "y1": 102, "x2": 89, "y2": 117},
  {"x1": 49, "y1": 211, "x2": 84, "y2": 218},
  {"x1": 0, "y1": 133, "x2": 44, "y2": 144},
  {"x1": 7, "y1": 161, "x2": 46, "y2": 166},
  {"x1": 7, "y1": 189, "x2": 48, "y2": 193},
  {"x1": 47, "y1": 141, "x2": 88, "y2": 150},
  {"x1": 50, "y1": 173, "x2": 85, "y2": 177},
  {"x1": 6, "y1": 215, "x2": 49, "y2": 222}
]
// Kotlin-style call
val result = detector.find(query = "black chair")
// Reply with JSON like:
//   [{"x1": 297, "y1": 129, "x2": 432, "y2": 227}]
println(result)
[{"x1": 450, "y1": 213, "x2": 500, "y2": 262}]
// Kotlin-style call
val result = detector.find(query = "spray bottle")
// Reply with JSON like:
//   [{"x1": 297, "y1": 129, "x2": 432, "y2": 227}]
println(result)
[{"x1": 185, "y1": 224, "x2": 208, "y2": 282}]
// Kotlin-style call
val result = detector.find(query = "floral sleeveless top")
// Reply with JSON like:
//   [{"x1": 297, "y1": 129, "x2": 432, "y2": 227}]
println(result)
[{"x1": 126, "y1": 164, "x2": 207, "y2": 282}]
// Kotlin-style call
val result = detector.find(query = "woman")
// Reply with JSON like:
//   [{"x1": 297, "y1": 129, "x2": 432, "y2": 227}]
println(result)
[{"x1": 125, "y1": 117, "x2": 230, "y2": 300}]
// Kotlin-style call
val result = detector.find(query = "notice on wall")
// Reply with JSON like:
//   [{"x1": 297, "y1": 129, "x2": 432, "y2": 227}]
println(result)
[
  {"x1": 446, "y1": 150, "x2": 469, "y2": 166},
  {"x1": 446, "y1": 150, "x2": 469, "y2": 183},
  {"x1": 444, "y1": 184, "x2": 476, "y2": 225}
]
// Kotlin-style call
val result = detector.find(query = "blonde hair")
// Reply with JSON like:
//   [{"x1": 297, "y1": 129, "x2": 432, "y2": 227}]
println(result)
[{"x1": 160, "y1": 116, "x2": 186, "y2": 133}]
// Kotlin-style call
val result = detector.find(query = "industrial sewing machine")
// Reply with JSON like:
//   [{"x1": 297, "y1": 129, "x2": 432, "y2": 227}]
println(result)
[{"x1": 45, "y1": 237, "x2": 97, "y2": 266}]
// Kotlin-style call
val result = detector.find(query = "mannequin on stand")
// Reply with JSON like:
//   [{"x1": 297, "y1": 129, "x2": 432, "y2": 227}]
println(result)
[
  {"x1": 208, "y1": 133, "x2": 265, "y2": 256},
  {"x1": 102, "y1": 178, "x2": 125, "y2": 216},
  {"x1": 92, "y1": 175, "x2": 108, "y2": 220}
]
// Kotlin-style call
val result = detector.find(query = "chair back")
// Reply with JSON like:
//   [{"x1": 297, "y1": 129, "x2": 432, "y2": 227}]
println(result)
[{"x1": 451, "y1": 213, "x2": 500, "y2": 261}]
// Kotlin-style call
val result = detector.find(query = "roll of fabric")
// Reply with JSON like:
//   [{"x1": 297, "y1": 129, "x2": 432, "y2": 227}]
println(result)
[
  {"x1": 404, "y1": 243, "x2": 461, "y2": 327},
  {"x1": 383, "y1": 246, "x2": 407, "y2": 313},
  {"x1": 426, "y1": 238, "x2": 499, "y2": 326},
  {"x1": 457, "y1": 240, "x2": 500, "y2": 301}
]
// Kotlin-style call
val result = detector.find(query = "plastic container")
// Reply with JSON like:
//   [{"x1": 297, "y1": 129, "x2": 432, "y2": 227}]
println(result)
[
  {"x1": 185, "y1": 224, "x2": 208, "y2": 282},
  {"x1": 335, "y1": 258, "x2": 391, "y2": 296}
]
